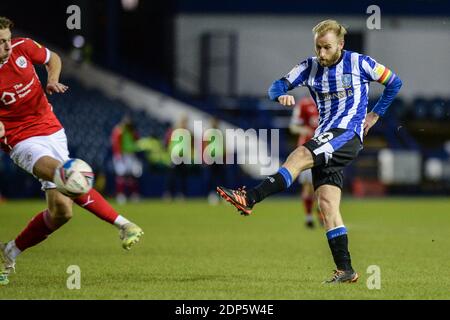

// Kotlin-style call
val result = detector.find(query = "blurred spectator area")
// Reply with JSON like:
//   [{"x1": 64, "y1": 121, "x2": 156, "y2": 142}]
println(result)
[
  {"x1": 49, "y1": 77, "x2": 170, "y2": 170},
  {"x1": 0, "y1": 75, "x2": 170, "y2": 199},
  {"x1": 183, "y1": 93, "x2": 450, "y2": 196}
]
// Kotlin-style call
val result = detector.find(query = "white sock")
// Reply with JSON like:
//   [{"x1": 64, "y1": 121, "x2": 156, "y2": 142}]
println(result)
[
  {"x1": 113, "y1": 215, "x2": 131, "y2": 228},
  {"x1": 5, "y1": 240, "x2": 21, "y2": 260},
  {"x1": 306, "y1": 215, "x2": 314, "y2": 223}
]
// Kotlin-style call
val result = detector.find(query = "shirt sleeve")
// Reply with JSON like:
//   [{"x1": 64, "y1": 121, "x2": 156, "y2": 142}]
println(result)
[
  {"x1": 360, "y1": 55, "x2": 396, "y2": 86},
  {"x1": 361, "y1": 55, "x2": 403, "y2": 116},
  {"x1": 268, "y1": 58, "x2": 312, "y2": 101},
  {"x1": 283, "y1": 58, "x2": 312, "y2": 89},
  {"x1": 19, "y1": 38, "x2": 51, "y2": 65}
]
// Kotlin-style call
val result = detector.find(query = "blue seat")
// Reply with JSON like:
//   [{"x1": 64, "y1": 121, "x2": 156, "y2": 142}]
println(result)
[
  {"x1": 429, "y1": 98, "x2": 446, "y2": 120},
  {"x1": 412, "y1": 97, "x2": 428, "y2": 119}
]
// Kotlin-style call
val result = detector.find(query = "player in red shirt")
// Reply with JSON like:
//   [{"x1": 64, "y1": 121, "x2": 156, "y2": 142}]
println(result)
[
  {"x1": 289, "y1": 96, "x2": 324, "y2": 228},
  {"x1": 110, "y1": 116, "x2": 143, "y2": 204},
  {"x1": 0, "y1": 17, "x2": 143, "y2": 285}
]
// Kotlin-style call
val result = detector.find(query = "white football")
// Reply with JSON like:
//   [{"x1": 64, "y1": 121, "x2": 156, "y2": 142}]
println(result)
[{"x1": 53, "y1": 159, "x2": 95, "y2": 197}]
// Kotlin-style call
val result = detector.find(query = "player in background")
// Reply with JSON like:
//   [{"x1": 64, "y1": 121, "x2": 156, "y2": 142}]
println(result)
[
  {"x1": 111, "y1": 115, "x2": 143, "y2": 204},
  {"x1": 217, "y1": 19, "x2": 402, "y2": 283},
  {"x1": 164, "y1": 115, "x2": 191, "y2": 200},
  {"x1": 204, "y1": 117, "x2": 227, "y2": 205},
  {"x1": 0, "y1": 17, "x2": 143, "y2": 286},
  {"x1": 289, "y1": 96, "x2": 324, "y2": 228}
]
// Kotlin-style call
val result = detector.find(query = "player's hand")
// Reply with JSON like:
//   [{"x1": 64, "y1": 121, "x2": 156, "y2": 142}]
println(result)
[
  {"x1": 364, "y1": 112, "x2": 380, "y2": 136},
  {"x1": 0, "y1": 121, "x2": 5, "y2": 139},
  {"x1": 46, "y1": 82, "x2": 69, "y2": 95},
  {"x1": 278, "y1": 95, "x2": 296, "y2": 107}
]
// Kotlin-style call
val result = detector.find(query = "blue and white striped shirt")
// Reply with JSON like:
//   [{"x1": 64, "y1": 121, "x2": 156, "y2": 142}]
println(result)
[{"x1": 270, "y1": 50, "x2": 402, "y2": 141}]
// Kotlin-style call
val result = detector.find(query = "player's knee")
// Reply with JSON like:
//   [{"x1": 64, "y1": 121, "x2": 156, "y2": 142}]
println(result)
[
  {"x1": 48, "y1": 199, "x2": 73, "y2": 223},
  {"x1": 285, "y1": 146, "x2": 314, "y2": 174},
  {"x1": 297, "y1": 146, "x2": 314, "y2": 168},
  {"x1": 33, "y1": 156, "x2": 62, "y2": 182}
]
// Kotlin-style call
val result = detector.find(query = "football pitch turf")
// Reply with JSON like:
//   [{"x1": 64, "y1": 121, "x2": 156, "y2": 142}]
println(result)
[{"x1": 0, "y1": 197, "x2": 449, "y2": 300}]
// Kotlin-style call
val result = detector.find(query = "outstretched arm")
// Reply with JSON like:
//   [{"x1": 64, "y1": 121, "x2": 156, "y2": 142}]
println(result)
[
  {"x1": 268, "y1": 59, "x2": 311, "y2": 107},
  {"x1": 45, "y1": 51, "x2": 68, "y2": 95},
  {"x1": 268, "y1": 79, "x2": 296, "y2": 107}
]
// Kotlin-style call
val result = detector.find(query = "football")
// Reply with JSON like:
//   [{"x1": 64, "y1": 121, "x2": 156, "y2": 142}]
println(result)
[{"x1": 53, "y1": 159, "x2": 95, "y2": 197}]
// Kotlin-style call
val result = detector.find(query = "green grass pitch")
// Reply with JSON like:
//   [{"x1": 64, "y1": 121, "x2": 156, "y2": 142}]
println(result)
[{"x1": 0, "y1": 197, "x2": 449, "y2": 299}]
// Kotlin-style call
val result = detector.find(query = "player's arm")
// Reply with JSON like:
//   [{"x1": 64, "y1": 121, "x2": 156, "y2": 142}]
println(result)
[
  {"x1": 362, "y1": 57, "x2": 403, "y2": 135},
  {"x1": 268, "y1": 59, "x2": 311, "y2": 107},
  {"x1": 20, "y1": 39, "x2": 69, "y2": 95},
  {"x1": 45, "y1": 51, "x2": 68, "y2": 95},
  {"x1": 269, "y1": 78, "x2": 295, "y2": 106}
]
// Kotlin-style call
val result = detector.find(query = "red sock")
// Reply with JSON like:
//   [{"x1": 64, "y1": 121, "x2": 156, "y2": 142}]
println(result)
[
  {"x1": 74, "y1": 189, "x2": 119, "y2": 225},
  {"x1": 303, "y1": 196, "x2": 314, "y2": 215},
  {"x1": 127, "y1": 177, "x2": 139, "y2": 195},
  {"x1": 116, "y1": 176, "x2": 126, "y2": 195},
  {"x1": 15, "y1": 210, "x2": 58, "y2": 252}
]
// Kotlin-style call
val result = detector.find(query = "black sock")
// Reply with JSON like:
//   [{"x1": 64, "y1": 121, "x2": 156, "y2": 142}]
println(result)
[
  {"x1": 327, "y1": 234, "x2": 353, "y2": 271},
  {"x1": 246, "y1": 171, "x2": 291, "y2": 206}
]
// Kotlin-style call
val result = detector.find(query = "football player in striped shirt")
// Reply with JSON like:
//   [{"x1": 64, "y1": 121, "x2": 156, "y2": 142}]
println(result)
[{"x1": 218, "y1": 19, "x2": 402, "y2": 283}]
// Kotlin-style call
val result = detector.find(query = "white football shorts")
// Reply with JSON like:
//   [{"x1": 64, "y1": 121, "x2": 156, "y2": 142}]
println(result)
[
  {"x1": 299, "y1": 168, "x2": 313, "y2": 184},
  {"x1": 10, "y1": 129, "x2": 70, "y2": 190}
]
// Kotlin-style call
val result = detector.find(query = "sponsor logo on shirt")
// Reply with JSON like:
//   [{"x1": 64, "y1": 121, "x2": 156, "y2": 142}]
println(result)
[{"x1": 317, "y1": 89, "x2": 354, "y2": 102}]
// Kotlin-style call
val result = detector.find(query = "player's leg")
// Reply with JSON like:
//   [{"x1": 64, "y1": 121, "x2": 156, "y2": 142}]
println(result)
[
  {"x1": 113, "y1": 156, "x2": 127, "y2": 204},
  {"x1": 217, "y1": 146, "x2": 314, "y2": 214},
  {"x1": 19, "y1": 131, "x2": 143, "y2": 250},
  {"x1": 316, "y1": 184, "x2": 358, "y2": 283},
  {"x1": 301, "y1": 181, "x2": 315, "y2": 228},
  {"x1": 304, "y1": 130, "x2": 362, "y2": 283},
  {"x1": 2, "y1": 137, "x2": 71, "y2": 285},
  {"x1": 72, "y1": 181, "x2": 144, "y2": 250},
  {"x1": 32, "y1": 155, "x2": 63, "y2": 181},
  {"x1": 0, "y1": 189, "x2": 72, "y2": 285},
  {"x1": 43, "y1": 131, "x2": 143, "y2": 249},
  {"x1": 299, "y1": 169, "x2": 315, "y2": 228},
  {"x1": 316, "y1": 202, "x2": 325, "y2": 227},
  {"x1": 32, "y1": 155, "x2": 123, "y2": 225},
  {"x1": 129, "y1": 154, "x2": 142, "y2": 202},
  {"x1": 115, "y1": 176, "x2": 127, "y2": 204}
]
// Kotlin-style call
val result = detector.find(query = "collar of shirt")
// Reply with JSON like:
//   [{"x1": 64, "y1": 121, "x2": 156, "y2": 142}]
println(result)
[{"x1": 0, "y1": 57, "x2": 9, "y2": 68}]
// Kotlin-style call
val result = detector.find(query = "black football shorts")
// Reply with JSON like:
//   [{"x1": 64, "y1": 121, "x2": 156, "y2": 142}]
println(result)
[{"x1": 303, "y1": 128, "x2": 363, "y2": 190}]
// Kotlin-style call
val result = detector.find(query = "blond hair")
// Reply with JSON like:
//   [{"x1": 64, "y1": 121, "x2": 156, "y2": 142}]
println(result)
[{"x1": 312, "y1": 19, "x2": 347, "y2": 40}]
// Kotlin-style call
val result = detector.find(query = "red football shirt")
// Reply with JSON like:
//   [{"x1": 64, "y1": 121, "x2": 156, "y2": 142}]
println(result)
[
  {"x1": 291, "y1": 97, "x2": 319, "y2": 146},
  {"x1": 0, "y1": 38, "x2": 63, "y2": 152}
]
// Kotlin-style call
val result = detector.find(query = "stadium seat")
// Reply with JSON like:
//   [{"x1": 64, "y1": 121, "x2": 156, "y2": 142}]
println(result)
[
  {"x1": 412, "y1": 97, "x2": 428, "y2": 119},
  {"x1": 429, "y1": 98, "x2": 446, "y2": 120},
  {"x1": 50, "y1": 77, "x2": 170, "y2": 170}
]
